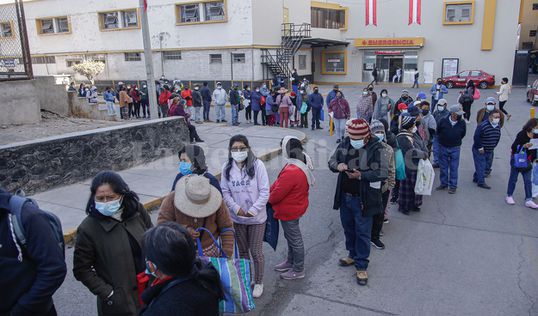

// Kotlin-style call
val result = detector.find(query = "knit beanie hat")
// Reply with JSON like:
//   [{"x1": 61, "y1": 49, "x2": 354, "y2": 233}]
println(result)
[
  {"x1": 346, "y1": 118, "x2": 370, "y2": 138},
  {"x1": 370, "y1": 120, "x2": 385, "y2": 134},
  {"x1": 407, "y1": 105, "x2": 421, "y2": 117},
  {"x1": 398, "y1": 103, "x2": 408, "y2": 111},
  {"x1": 400, "y1": 114, "x2": 416, "y2": 130}
]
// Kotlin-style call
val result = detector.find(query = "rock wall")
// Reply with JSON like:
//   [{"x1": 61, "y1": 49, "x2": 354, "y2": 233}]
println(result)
[{"x1": 0, "y1": 117, "x2": 189, "y2": 195}]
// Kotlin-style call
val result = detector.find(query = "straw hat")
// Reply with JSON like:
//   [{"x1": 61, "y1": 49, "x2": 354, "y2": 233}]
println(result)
[{"x1": 174, "y1": 175, "x2": 222, "y2": 218}]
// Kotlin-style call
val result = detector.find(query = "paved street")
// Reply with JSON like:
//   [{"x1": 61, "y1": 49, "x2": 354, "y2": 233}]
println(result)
[{"x1": 53, "y1": 84, "x2": 538, "y2": 315}]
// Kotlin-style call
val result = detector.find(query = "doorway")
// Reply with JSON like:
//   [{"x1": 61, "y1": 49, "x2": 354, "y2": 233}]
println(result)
[
  {"x1": 423, "y1": 60, "x2": 434, "y2": 84},
  {"x1": 376, "y1": 55, "x2": 403, "y2": 82}
]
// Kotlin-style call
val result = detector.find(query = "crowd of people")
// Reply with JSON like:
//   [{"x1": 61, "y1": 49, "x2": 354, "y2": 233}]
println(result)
[{"x1": 4, "y1": 75, "x2": 535, "y2": 316}]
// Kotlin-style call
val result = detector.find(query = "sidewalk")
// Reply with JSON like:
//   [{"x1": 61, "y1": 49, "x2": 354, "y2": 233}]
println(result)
[{"x1": 30, "y1": 122, "x2": 306, "y2": 243}]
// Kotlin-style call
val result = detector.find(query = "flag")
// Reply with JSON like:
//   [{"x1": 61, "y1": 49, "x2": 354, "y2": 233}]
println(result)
[
  {"x1": 365, "y1": 0, "x2": 377, "y2": 26},
  {"x1": 144, "y1": 0, "x2": 148, "y2": 11},
  {"x1": 409, "y1": 0, "x2": 422, "y2": 25}
]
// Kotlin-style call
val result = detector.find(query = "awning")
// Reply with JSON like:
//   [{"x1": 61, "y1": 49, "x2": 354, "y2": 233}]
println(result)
[{"x1": 301, "y1": 38, "x2": 349, "y2": 47}]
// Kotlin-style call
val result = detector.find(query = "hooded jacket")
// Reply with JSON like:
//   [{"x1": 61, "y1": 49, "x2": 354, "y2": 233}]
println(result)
[
  {"x1": 212, "y1": 88, "x2": 227, "y2": 106},
  {"x1": 0, "y1": 189, "x2": 67, "y2": 316}
]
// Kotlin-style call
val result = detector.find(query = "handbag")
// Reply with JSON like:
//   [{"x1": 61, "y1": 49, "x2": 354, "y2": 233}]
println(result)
[
  {"x1": 320, "y1": 108, "x2": 325, "y2": 122},
  {"x1": 196, "y1": 228, "x2": 255, "y2": 314},
  {"x1": 263, "y1": 203, "x2": 279, "y2": 251},
  {"x1": 300, "y1": 101, "x2": 308, "y2": 114},
  {"x1": 514, "y1": 145, "x2": 531, "y2": 171},
  {"x1": 395, "y1": 139, "x2": 406, "y2": 180}
]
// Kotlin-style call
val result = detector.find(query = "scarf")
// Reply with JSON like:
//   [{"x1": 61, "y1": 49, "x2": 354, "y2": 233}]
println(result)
[{"x1": 281, "y1": 136, "x2": 315, "y2": 187}]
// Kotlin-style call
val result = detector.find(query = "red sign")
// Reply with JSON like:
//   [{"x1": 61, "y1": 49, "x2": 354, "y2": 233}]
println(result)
[
  {"x1": 375, "y1": 51, "x2": 404, "y2": 55},
  {"x1": 355, "y1": 37, "x2": 425, "y2": 47}
]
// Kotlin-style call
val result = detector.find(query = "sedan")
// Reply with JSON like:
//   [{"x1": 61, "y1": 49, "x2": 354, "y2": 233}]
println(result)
[{"x1": 442, "y1": 70, "x2": 496, "y2": 89}]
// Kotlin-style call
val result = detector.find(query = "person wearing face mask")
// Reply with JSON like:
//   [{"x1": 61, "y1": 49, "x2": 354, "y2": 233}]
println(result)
[
  {"x1": 171, "y1": 144, "x2": 221, "y2": 193},
  {"x1": 430, "y1": 78, "x2": 449, "y2": 109},
  {"x1": 435, "y1": 104, "x2": 467, "y2": 194},
  {"x1": 74, "y1": 171, "x2": 153, "y2": 316},
  {"x1": 243, "y1": 85, "x2": 252, "y2": 124},
  {"x1": 367, "y1": 84, "x2": 377, "y2": 106},
  {"x1": 229, "y1": 84, "x2": 242, "y2": 126},
  {"x1": 140, "y1": 83, "x2": 150, "y2": 119},
  {"x1": 369, "y1": 120, "x2": 395, "y2": 250},
  {"x1": 328, "y1": 90, "x2": 351, "y2": 143},
  {"x1": 140, "y1": 222, "x2": 223, "y2": 316},
  {"x1": 396, "y1": 115, "x2": 429, "y2": 214},
  {"x1": 307, "y1": 87, "x2": 324, "y2": 130},
  {"x1": 506, "y1": 118, "x2": 538, "y2": 209},
  {"x1": 357, "y1": 88, "x2": 374, "y2": 123},
  {"x1": 326, "y1": 84, "x2": 340, "y2": 107},
  {"x1": 329, "y1": 119, "x2": 389, "y2": 286},
  {"x1": 220, "y1": 135, "x2": 269, "y2": 298},
  {"x1": 250, "y1": 86, "x2": 263, "y2": 125},
  {"x1": 191, "y1": 84, "x2": 203, "y2": 124},
  {"x1": 395, "y1": 89, "x2": 414, "y2": 108},
  {"x1": 419, "y1": 101, "x2": 437, "y2": 157},
  {"x1": 168, "y1": 97, "x2": 204, "y2": 144},
  {"x1": 389, "y1": 103, "x2": 408, "y2": 135},
  {"x1": 130, "y1": 85, "x2": 142, "y2": 119},
  {"x1": 212, "y1": 82, "x2": 228, "y2": 123},
  {"x1": 276, "y1": 87, "x2": 293, "y2": 128},
  {"x1": 472, "y1": 110, "x2": 502, "y2": 190},
  {"x1": 373, "y1": 89, "x2": 395, "y2": 122},
  {"x1": 476, "y1": 97, "x2": 505, "y2": 126},
  {"x1": 201, "y1": 82, "x2": 212, "y2": 122},
  {"x1": 432, "y1": 99, "x2": 450, "y2": 168},
  {"x1": 496, "y1": 77, "x2": 512, "y2": 120}
]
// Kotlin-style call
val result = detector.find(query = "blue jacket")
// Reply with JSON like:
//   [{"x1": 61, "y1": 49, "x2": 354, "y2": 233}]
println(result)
[
  {"x1": 0, "y1": 189, "x2": 67, "y2": 315},
  {"x1": 201, "y1": 86, "x2": 212, "y2": 103},
  {"x1": 251, "y1": 91, "x2": 262, "y2": 112},
  {"x1": 260, "y1": 86, "x2": 270, "y2": 97},
  {"x1": 326, "y1": 90, "x2": 337, "y2": 108},
  {"x1": 437, "y1": 117, "x2": 466, "y2": 147},
  {"x1": 104, "y1": 91, "x2": 115, "y2": 102},
  {"x1": 430, "y1": 84, "x2": 448, "y2": 101},
  {"x1": 265, "y1": 95, "x2": 275, "y2": 114},
  {"x1": 308, "y1": 92, "x2": 324, "y2": 109}
]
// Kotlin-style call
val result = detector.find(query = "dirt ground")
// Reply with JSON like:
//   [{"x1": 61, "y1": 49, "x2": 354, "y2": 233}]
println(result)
[{"x1": 0, "y1": 111, "x2": 128, "y2": 146}]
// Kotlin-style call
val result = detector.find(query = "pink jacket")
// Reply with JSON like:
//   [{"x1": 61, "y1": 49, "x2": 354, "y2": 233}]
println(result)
[{"x1": 329, "y1": 97, "x2": 350, "y2": 120}]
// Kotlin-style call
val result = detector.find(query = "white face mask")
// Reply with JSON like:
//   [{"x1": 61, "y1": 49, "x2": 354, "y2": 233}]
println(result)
[
  {"x1": 411, "y1": 126, "x2": 418, "y2": 134},
  {"x1": 402, "y1": 109, "x2": 408, "y2": 114},
  {"x1": 491, "y1": 118, "x2": 500, "y2": 126},
  {"x1": 362, "y1": 91, "x2": 368, "y2": 96},
  {"x1": 374, "y1": 133, "x2": 385, "y2": 142},
  {"x1": 381, "y1": 93, "x2": 387, "y2": 98},
  {"x1": 486, "y1": 105, "x2": 494, "y2": 111},
  {"x1": 231, "y1": 151, "x2": 248, "y2": 163},
  {"x1": 437, "y1": 105, "x2": 445, "y2": 112}
]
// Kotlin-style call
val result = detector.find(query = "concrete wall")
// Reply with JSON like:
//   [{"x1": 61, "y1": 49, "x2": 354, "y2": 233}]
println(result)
[
  {"x1": 283, "y1": 0, "x2": 310, "y2": 25},
  {"x1": 252, "y1": 0, "x2": 282, "y2": 46},
  {"x1": 34, "y1": 76, "x2": 70, "y2": 116},
  {"x1": 519, "y1": 0, "x2": 538, "y2": 49},
  {"x1": 0, "y1": 117, "x2": 189, "y2": 195},
  {"x1": 67, "y1": 92, "x2": 119, "y2": 121},
  {"x1": 0, "y1": 80, "x2": 42, "y2": 125}
]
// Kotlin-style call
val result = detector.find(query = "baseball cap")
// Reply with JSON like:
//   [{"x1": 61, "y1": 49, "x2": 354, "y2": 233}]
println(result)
[
  {"x1": 448, "y1": 104, "x2": 465, "y2": 115},
  {"x1": 485, "y1": 97, "x2": 496, "y2": 105}
]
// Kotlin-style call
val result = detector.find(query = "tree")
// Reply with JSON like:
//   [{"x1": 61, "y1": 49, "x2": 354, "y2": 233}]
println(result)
[{"x1": 71, "y1": 59, "x2": 105, "y2": 84}]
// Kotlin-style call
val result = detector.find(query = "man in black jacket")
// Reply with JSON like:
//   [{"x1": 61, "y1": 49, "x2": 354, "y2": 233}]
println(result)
[
  {"x1": 192, "y1": 85, "x2": 203, "y2": 124},
  {"x1": 0, "y1": 188, "x2": 66, "y2": 316},
  {"x1": 200, "y1": 82, "x2": 212, "y2": 122},
  {"x1": 328, "y1": 119, "x2": 389, "y2": 286},
  {"x1": 436, "y1": 104, "x2": 467, "y2": 194}
]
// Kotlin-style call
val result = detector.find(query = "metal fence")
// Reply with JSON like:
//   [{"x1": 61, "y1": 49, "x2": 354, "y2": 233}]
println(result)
[{"x1": 0, "y1": 0, "x2": 32, "y2": 81}]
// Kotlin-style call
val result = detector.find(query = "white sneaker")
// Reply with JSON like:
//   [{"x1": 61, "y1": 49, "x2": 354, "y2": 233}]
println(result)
[
  {"x1": 525, "y1": 200, "x2": 538, "y2": 209},
  {"x1": 253, "y1": 283, "x2": 263, "y2": 298},
  {"x1": 506, "y1": 196, "x2": 515, "y2": 205}
]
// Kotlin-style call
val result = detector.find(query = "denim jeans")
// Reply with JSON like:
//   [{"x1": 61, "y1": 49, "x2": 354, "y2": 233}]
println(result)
[
  {"x1": 472, "y1": 148, "x2": 494, "y2": 185},
  {"x1": 507, "y1": 160, "x2": 532, "y2": 200},
  {"x1": 158, "y1": 104, "x2": 168, "y2": 118},
  {"x1": 203, "y1": 101, "x2": 211, "y2": 121},
  {"x1": 106, "y1": 101, "x2": 116, "y2": 115},
  {"x1": 216, "y1": 104, "x2": 225, "y2": 121},
  {"x1": 339, "y1": 194, "x2": 372, "y2": 270},
  {"x1": 311, "y1": 107, "x2": 321, "y2": 129},
  {"x1": 334, "y1": 118, "x2": 346, "y2": 140},
  {"x1": 432, "y1": 135, "x2": 440, "y2": 164},
  {"x1": 194, "y1": 106, "x2": 202, "y2": 122},
  {"x1": 281, "y1": 219, "x2": 305, "y2": 272},
  {"x1": 231, "y1": 104, "x2": 239, "y2": 124},
  {"x1": 439, "y1": 145, "x2": 461, "y2": 189}
]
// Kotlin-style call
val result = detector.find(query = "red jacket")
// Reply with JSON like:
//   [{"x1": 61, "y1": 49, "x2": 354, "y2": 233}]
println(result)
[
  {"x1": 269, "y1": 164, "x2": 309, "y2": 221},
  {"x1": 181, "y1": 89, "x2": 193, "y2": 107}
]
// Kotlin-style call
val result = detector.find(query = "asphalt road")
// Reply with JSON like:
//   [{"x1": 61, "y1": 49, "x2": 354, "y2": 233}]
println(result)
[{"x1": 53, "y1": 84, "x2": 538, "y2": 315}]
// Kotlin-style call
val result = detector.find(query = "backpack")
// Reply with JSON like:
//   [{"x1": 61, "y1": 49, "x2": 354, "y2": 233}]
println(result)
[
  {"x1": 260, "y1": 96, "x2": 266, "y2": 106},
  {"x1": 8, "y1": 195, "x2": 65, "y2": 258},
  {"x1": 158, "y1": 91, "x2": 169, "y2": 105},
  {"x1": 473, "y1": 88, "x2": 480, "y2": 100}
]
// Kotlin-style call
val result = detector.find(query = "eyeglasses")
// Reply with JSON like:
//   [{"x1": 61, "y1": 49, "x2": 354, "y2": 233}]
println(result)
[{"x1": 231, "y1": 147, "x2": 248, "y2": 152}]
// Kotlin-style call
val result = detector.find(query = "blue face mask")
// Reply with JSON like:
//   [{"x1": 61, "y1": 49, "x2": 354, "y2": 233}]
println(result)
[
  {"x1": 375, "y1": 133, "x2": 385, "y2": 142},
  {"x1": 179, "y1": 161, "x2": 193, "y2": 175},
  {"x1": 350, "y1": 139, "x2": 365, "y2": 150},
  {"x1": 145, "y1": 259, "x2": 157, "y2": 277},
  {"x1": 94, "y1": 198, "x2": 122, "y2": 217}
]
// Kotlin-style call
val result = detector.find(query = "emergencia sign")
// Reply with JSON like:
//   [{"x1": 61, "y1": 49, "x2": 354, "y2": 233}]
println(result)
[{"x1": 354, "y1": 37, "x2": 425, "y2": 48}]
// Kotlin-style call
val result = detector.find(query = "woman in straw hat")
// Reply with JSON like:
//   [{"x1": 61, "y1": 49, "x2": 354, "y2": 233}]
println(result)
[{"x1": 157, "y1": 175, "x2": 234, "y2": 258}]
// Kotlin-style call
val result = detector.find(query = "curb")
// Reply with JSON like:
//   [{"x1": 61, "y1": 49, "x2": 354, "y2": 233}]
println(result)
[{"x1": 63, "y1": 130, "x2": 307, "y2": 245}]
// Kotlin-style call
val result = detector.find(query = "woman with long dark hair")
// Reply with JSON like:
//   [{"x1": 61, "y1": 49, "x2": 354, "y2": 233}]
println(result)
[
  {"x1": 221, "y1": 135, "x2": 269, "y2": 298},
  {"x1": 460, "y1": 80, "x2": 476, "y2": 122},
  {"x1": 171, "y1": 144, "x2": 221, "y2": 192},
  {"x1": 73, "y1": 171, "x2": 152, "y2": 316}
]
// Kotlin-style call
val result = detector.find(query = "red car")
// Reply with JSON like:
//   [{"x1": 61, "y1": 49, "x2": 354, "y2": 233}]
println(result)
[
  {"x1": 441, "y1": 70, "x2": 495, "y2": 89},
  {"x1": 527, "y1": 79, "x2": 538, "y2": 106}
]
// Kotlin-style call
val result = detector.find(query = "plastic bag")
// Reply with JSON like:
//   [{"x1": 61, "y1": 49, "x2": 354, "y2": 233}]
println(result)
[
  {"x1": 415, "y1": 159, "x2": 435, "y2": 196},
  {"x1": 532, "y1": 163, "x2": 538, "y2": 198}
]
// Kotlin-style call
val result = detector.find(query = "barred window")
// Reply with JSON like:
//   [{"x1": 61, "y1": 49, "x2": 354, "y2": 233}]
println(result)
[
  {"x1": 180, "y1": 4, "x2": 200, "y2": 23},
  {"x1": 66, "y1": 59, "x2": 81, "y2": 67},
  {"x1": 125, "y1": 52, "x2": 142, "y2": 62},
  {"x1": 204, "y1": 2, "x2": 225, "y2": 21},
  {"x1": 32, "y1": 56, "x2": 56, "y2": 64},
  {"x1": 209, "y1": 54, "x2": 222, "y2": 64},
  {"x1": 176, "y1": 1, "x2": 225, "y2": 24},
  {"x1": 163, "y1": 51, "x2": 182, "y2": 60},
  {"x1": 232, "y1": 53, "x2": 245, "y2": 63},
  {"x1": 37, "y1": 17, "x2": 69, "y2": 34},
  {"x1": 99, "y1": 10, "x2": 138, "y2": 30}
]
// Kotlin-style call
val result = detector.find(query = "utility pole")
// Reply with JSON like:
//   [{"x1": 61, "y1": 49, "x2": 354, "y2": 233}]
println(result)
[{"x1": 140, "y1": 0, "x2": 158, "y2": 118}]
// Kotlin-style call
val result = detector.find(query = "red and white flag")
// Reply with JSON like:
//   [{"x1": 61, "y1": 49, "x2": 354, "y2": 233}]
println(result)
[
  {"x1": 365, "y1": 0, "x2": 377, "y2": 26},
  {"x1": 144, "y1": 0, "x2": 148, "y2": 11},
  {"x1": 409, "y1": 0, "x2": 422, "y2": 25}
]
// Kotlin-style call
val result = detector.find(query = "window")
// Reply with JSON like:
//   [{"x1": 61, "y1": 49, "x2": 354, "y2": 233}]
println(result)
[
  {"x1": 530, "y1": 30, "x2": 537, "y2": 37},
  {"x1": 322, "y1": 51, "x2": 346, "y2": 75},
  {"x1": 37, "y1": 17, "x2": 70, "y2": 34},
  {"x1": 66, "y1": 59, "x2": 81, "y2": 67},
  {"x1": 40, "y1": 19, "x2": 54, "y2": 34},
  {"x1": 298, "y1": 55, "x2": 307, "y2": 70},
  {"x1": 56, "y1": 17, "x2": 69, "y2": 33},
  {"x1": 124, "y1": 52, "x2": 142, "y2": 61},
  {"x1": 459, "y1": 71, "x2": 470, "y2": 77},
  {"x1": 204, "y1": 2, "x2": 225, "y2": 21},
  {"x1": 311, "y1": 7, "x2": 346, "y2": 29},
  {"x1": 444, "y1": 2, "x2": 474, "y2": 25},
  {"x1": 0, "y1": 22, "x2": 12, "y2": 37},
  {"x1": 99, "y1": 10, "x2": 139, "y2": 30},
  {"x1": 163, "y1": 51, "x2": 182, "y2": 60},
  {"x1": 209, "y1": 54, "x2": 222, "y2": 64},
  {"x1": 232, "y1": 53, "x2": 245, "y2": 63},
  {"x1": 470, "y1": 71, "x2": 481, "y2": 77},
  {"x1": 32, "y1": 56, "x2": 56, "y2": 64},
  {"x1": 522, "y1": 42, "x2": 534, "y2": 50},
  {"x1": 176, "y1": 1, "x2": 226, "y2": 25},
  {"x1": 533, "y1": 3, "x2": 538, "y2": 10}
]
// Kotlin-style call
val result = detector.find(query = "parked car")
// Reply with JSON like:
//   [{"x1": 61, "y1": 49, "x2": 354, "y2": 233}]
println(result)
[
  {"x1": 441, "y1": 70, "x2": 495, "y2": 89},
  {"x1": 527, "y1": 79, "x2": 538, "y2": 106}
]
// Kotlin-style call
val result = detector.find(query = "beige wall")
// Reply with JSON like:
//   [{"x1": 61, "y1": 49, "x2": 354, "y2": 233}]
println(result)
[
  {"x1": 519, "y1": 0, "x2": 538, "y2": 49},
  {"x1": 251, "y1": 0, "x2": 282, "y2": 46},
  {"x1": 283, "y1": 0, "x2": 310, "y2": 25}
]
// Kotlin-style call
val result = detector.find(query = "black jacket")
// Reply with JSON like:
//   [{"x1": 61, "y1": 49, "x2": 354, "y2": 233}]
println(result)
[
  {"x1": 396, "y1": 131, "x2": 429, "y2": 172},
  {"x1": 201, "y1": 86, "x2": 212, "y2": 103},
  {"x1": 437, "y1": 117, "x2": 467, "y2": 147},
  {"x1": 192, "y1": 90, "x2": 203, "y2": 107},
  {"x1": 140, "y1": 262, "x2": 222, "y2": 316},
  {"x1": 511, "y1": 130, "x2": 537, "y2": 161},
  {"x1": 0, "y1": 189, "x2": 66, "y2": 316},
  {"x1": 328, "y1": 136, "x2": 389, "y2": 217}
]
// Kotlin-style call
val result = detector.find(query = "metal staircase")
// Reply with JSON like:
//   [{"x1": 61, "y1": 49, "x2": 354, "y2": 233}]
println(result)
[{"x1": 261, "y1": 23, "x2": 311, "y2": 81}]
